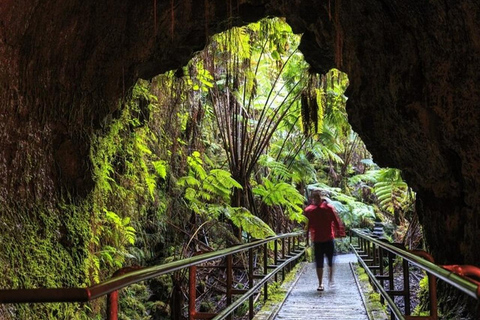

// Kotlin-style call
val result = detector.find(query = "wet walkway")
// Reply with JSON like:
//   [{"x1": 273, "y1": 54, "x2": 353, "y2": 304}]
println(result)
[{"x1": 256, "y1": 253, "x2": 370, "y2": 320}]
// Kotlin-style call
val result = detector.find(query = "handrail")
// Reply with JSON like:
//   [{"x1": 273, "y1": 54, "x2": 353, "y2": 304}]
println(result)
[
  {"x1": 0, "y1": 231, "x2": 306, "y2": 319},
  {"x1": 353, "y1": 245, "x2": 405, "y2": 320},
  {"x1": 212, "y1": 248, "x2": 305, "y2": 320},
  {"x1": 353, "y1": 229, "x2": 480, "y2": 299},
  {"x1": 351, "y1": 228, "x2": 480, "y2": 320}
]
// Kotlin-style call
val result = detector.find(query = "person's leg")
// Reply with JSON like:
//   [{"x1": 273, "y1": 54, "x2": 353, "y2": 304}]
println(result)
[
  {"x1": 313, "y1": 242, "x2": 325, "y2": 290},
  {"x1": 316, "y1": 267, "x2": 324, "y2": 288},
  {"x1": 325, "y1": 240, "x2": 335, "y2": 286}
]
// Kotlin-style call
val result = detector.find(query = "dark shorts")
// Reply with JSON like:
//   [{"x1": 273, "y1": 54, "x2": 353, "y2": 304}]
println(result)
[{"x1": 313, "y1": 240, "x2": 334, "y2": 268}]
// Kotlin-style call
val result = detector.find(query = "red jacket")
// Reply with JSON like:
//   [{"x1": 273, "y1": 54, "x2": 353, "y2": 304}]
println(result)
[{"x1": 304, "y1": 200, "x2": 345, "y2": 242}]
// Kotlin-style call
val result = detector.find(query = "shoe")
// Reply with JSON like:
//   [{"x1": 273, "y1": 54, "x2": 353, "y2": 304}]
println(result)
[
  {"x1": 317, "y1": 285, "x2": 324, "y2": 291},
  {"x1": 329, "y1": 281, "x2": 335, "y2": 288}
]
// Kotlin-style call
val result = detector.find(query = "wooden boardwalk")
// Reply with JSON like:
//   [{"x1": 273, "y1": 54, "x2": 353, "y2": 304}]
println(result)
[{"x1": 257, "y1": 253, "x2": 370, "y2": 320}]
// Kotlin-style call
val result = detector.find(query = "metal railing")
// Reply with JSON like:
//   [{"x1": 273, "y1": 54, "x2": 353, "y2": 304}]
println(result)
[
  {"x1": 351, "y1": 228, "x2": 480, "y2": 320},
  {"x1": 0, "y1": 232, "x2": 306, "y2": 320}
]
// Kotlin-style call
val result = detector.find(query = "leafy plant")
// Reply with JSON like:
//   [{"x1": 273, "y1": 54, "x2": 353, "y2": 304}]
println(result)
[
  {"x1": 252, "y1": 178, "x2": 305, "y2": 222},
  {"x1": 307, "y1": 183, "x2": 375, "y2": 228},
  {"x1": 177, "y1": 151, "x2": 275, "y2": 239}
]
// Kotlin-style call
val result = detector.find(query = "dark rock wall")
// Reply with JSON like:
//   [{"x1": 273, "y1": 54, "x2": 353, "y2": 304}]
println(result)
[
  {"x1": 335, "y1": 1, "x2": 480, "y2": 268},
  {"x1": 268, "y1": 0, "x2": 480, "y2": 270},
  {"x1": 1, "y1": 0, "x2": 480, "y2": 313},
  {"x1": 0, "y1": 0, "x2": 258, "y2": 202}
]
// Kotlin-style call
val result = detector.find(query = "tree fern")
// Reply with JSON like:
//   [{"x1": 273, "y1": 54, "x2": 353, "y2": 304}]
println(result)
[
  {"x1": 308, "y1": 184, "x2": 375, "y2": 228},
  {"x1": 253, "y1": 178, "x2": 304, "y2": 222},
  {"x1": 258, "y1": 155, "x2": 291, "y2": 181},
  {"x1": 177, "y1": 151, "x2": 242, "y2": 212},
  {"x1": 225, "y1": 207, "x2": 275, "y2": 239}
]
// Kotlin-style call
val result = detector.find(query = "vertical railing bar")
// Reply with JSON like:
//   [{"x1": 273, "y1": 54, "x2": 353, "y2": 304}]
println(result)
[
  {"x1": 403, "y1": 258, "x2": 411, "y2": 315},
  {"x1": 106, "y1": 266, "x2": 140, "y2": 320},
  {"x1": 282, "y1": 237, "x2": 286, "y2": 280},
  {"x1": 263, "y1": 243, "x2": 268, "y2": 301},
  {"x1": 226, "y1": 254, "x2": 233, "y2": 320},
  {"x1": 189, "y1": 265, "x2": 197, "y2": 320},
  {"x1": 389, "y1": 250, "x2": 395, "y2": 320},
  {"x1": 379, "y1": 244, "x2": 385, "y2": 305},
  {"x1": 106, "y1": 290, "x2": 119, "y2": 320},
  {"x1": 287, "y1": 237, "x2": 291, "y2": 272},
  {"x1": 274, "y1": 240, "x2": 278, "y2": 283},
  {"x1": 248, "y1": 248, "x2": 254, "y2": 320},
  {"x1": 428, "y1": 271, "x2": 438, "y2": 320}
]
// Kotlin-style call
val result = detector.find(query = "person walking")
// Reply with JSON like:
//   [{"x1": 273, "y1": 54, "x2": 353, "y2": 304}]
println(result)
[{"x1": 304, "y1": 190, "x2": 345, "y2": 291}]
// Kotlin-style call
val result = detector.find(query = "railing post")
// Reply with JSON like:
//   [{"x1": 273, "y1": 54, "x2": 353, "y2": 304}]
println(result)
[
  {"x1": 107, "y1": 290, "x2": 119, "y2": 320},
  {"x1": 226, "y1": 254, "x2": 233, "y2": 320},
  {"x1": 263, "y1": 243, "x2": 268, "y2": 301},
  {"x1": 379, "y1": 243, "x2": 385, "y2": 305},
  {"x1": 248, "y1": 248, "x2": 254, "y2": 319},
  {"x1": 274, "y1": 240, "x2": 278, "y2": 283},
  {"x1": 189, "y1": 264, "x2": 197, "y2": 320},
  {"x1": 403, "y1": 257, "x2": 411, "y2": 315},
  {"x1": 282, "y1": 237, "x2": 286, "y2": 280},
  {"x1": 388, "y1": 250, "x2": 395, "y2": 320},
  {"x1": 107, "y1": 266, "x2": 140, "y2": 320},
  {"x1": 412, "y1": 250, "x2": 439, "y2": 320},
  {"x1": 287, "y1": 237, "x2": 291, "y2": 272}
]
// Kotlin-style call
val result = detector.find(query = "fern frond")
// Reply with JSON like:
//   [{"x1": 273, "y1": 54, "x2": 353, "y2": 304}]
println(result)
[{"x1": 226, "y1": 207, "x2": 275, "y2": 239}]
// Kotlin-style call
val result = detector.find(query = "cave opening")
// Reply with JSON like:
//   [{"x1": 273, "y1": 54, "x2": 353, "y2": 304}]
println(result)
[
  {"x1": 83, "y1": 17, "x2": 421, "y2": 318},
  {"x1": 3, "y1": 1, "x2": 480, "y2": 318}
]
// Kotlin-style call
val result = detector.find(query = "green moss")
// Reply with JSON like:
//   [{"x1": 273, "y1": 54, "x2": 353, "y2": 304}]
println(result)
[
  {"x1": 0, "y1": 79, "x2": 171, "y2": 319},
  {"x1": 412, "y1": 275, "x2": 441, "y2": 317},
  {"x1": 0, "y1": 201, "x2": 99, "y2": 319},
  {"x1": 118, "y1": 283, "x2": 152, "y2": 320},
  {"x1": 256, "y1": 262, "x2": 305, "y2": 310},
  {"x1": 305, "y1": 246, "x2": 313, "y2": 262},
  {"x1": 354, "y1": 264, "x2": 388, "y2": 320}
]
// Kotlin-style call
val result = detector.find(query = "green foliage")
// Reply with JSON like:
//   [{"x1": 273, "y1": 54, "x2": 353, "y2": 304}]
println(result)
[
  {"x1": 373, "y1": 169, "x2": 410, "y2": 215},
  {"x1": 334, "y1": 237, "x2": 351, "y2": 253},
  {"x1": 96, "y1": 209, "x2": 137, "y2": 268},
  {"x1": 193, "y1": 18, "x2": 314, "y2": 232},
  {"x1": 252, "y1": 178, "x2": 305, "y2": 222},
  {"x1": 177, "y1": 151, "x2": 242, "y2": 206},
  {"x1": 118, "y1": 283, "x2": 152, "y2": 320},
  {"x1": 89, "y1": 79, "x2": 167, "y2": 275},
  {"x1": 176, "y1": 151, "x2": 275, "y2": 239},
  {"x1": 225, "y1": 207, "x2": 275, "y2": 239},
  {"x1": 349, "y1": 167, "x2": 416, "y2": 225},
  {"x1": 412, "y1": 275, "x2": 433, "y2": 317},
  {"x1": 0, "y1": 202, "x2": 99, "y2": 319},
  {"x1": 308, "y1": 183, "x2": 375, "y2": 228},
  {"x1": 152, "y1": 160, "x2": 167, "y2": 179}
]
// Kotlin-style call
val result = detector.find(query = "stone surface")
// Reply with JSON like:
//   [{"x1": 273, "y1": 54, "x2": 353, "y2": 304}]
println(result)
[{"x1": 273, "y1": 254, "x2": 369, "y2": 320}]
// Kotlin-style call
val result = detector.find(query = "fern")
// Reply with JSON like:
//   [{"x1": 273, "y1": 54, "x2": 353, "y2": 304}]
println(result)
[
  {"x1": 308, "y1": 184, "x2": 375, "y2": 228},
  {"x1": 258, "y1": 155, "x2": 291, "y2": 180},
  {"x1": 187, "y1": 151, "x2": 207, "y2": 180},
  {"x1": 152, "y1": 160, "x2": 167, "y2": 179},
  {"x1": 252, "y1": 178, "x2": 304, "y2": 222},
  {"x1": 177, "y1": 151, "x2": 242, "y2": 214},
  {"x1": 374, "y1": 180, "x2": 408, "y2": 214},
  {"x1": 226, "y1": 207, "x2": 275, "y2": 239}
]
